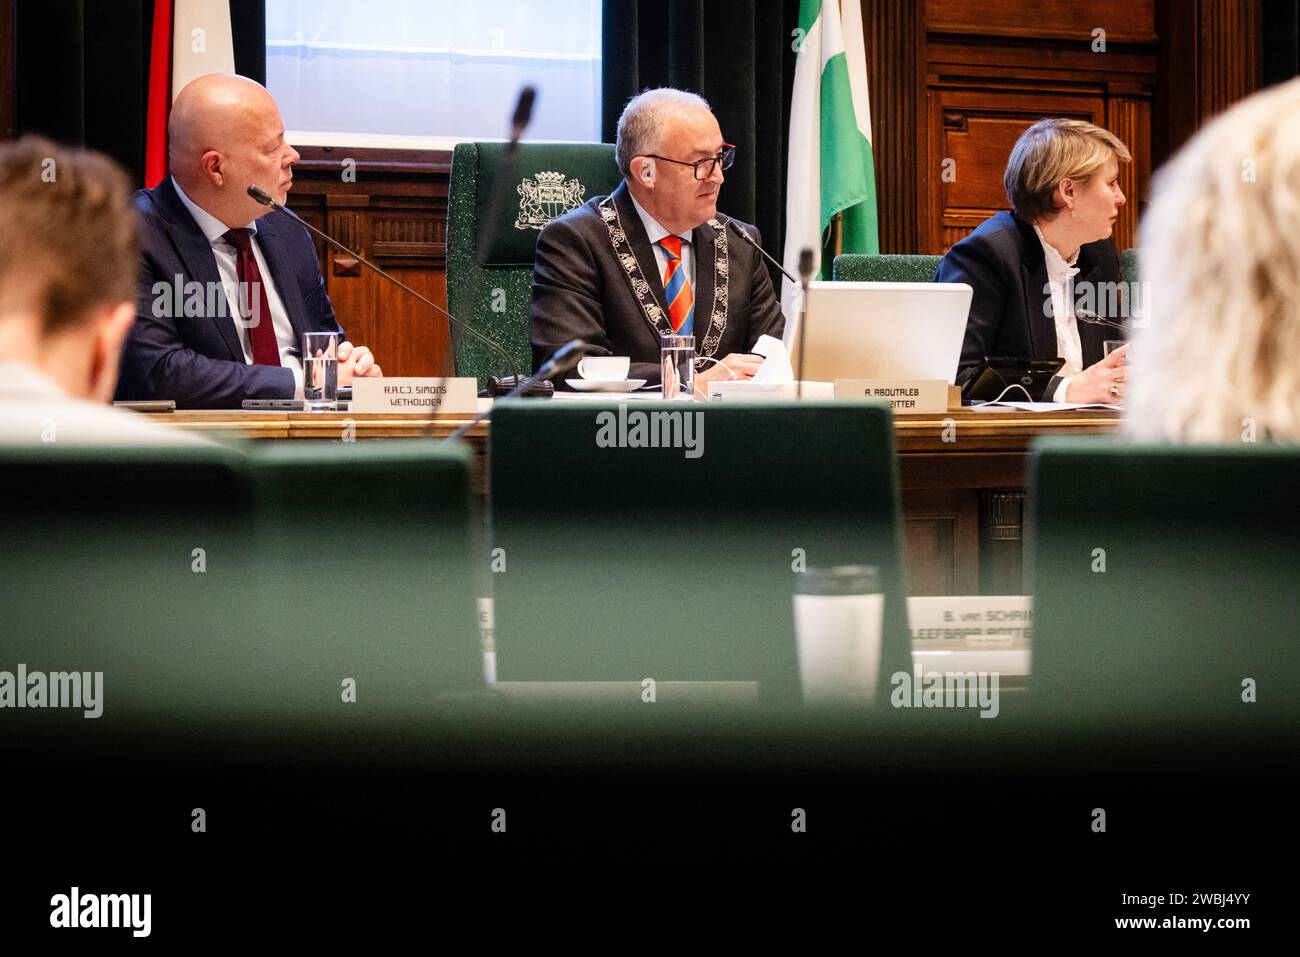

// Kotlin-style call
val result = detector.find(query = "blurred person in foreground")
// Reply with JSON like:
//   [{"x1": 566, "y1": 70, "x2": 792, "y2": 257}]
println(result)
[
  {"x1": 0, "y1": 136, "x2": 206, "y2": 445},
  {"x1": 1126, "y1": 76, "x2": 1300, "y2": 442}
]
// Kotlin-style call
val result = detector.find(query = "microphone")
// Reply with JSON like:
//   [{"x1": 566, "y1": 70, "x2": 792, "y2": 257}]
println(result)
[
  {"x1": 247, "y1": 184, "x2": 527, "y2": 388},
  {"x1": 720, "y1": 216, "x2": 798, "y2": 284},
  {"x1": 1076, "y1": 309, "x2": 1128, "y2": 334},
  {"x1": 795, "y1": 247, "x2": 815, "y2": 399},
  {"x1": 441, "y1": 338, "x2": 599, "y2": 445},
  {"x1": 510, "y1": 86, "x2": 537, "y2": 143}
]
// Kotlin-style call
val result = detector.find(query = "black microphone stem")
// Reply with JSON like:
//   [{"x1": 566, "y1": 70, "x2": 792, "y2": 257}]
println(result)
[
  {"x1": 722, "y1": 217, "x2": 799, "y2": 284},
  {"x1": 441, "y1": 341, "x2": 586, "y2": 445},
  {"x1": 796, "y1": 248, "x2": 815, "y2": 400}
]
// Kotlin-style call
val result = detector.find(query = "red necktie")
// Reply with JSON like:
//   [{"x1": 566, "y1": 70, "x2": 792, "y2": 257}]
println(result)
[{"x1": 223, "y1": 228, "x2": 282, "y2": 366}]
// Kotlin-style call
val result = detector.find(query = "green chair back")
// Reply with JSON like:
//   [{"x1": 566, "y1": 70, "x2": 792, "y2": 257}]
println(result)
[
  {"x1": 1027, "y1": 437, "x2": 1300, "y2": 730},
  {"x1": 1120, "y1": 247, "x2": 1138, "y2": 286},
  {"x1": 0, "y1": 444, "x2": 254, "y2": 728},
  {"x1": 488, "y1": 402, "x2": 912, "y2": 707},
  {"x1": 833, "y1": 250, "x2": 1137, "y2": 287},
  {"x1": 447, "y1": 142, "x2": 620, "y2": 387},
  {"x1": 834, "y1": 253, "x2": 943, "y2": 283},
  {"x1": 0, "y1": 442, "x2": 482, "y2": 734},
  {"x1": 247, "y1": 441, "x2": 484, "y2": 725}
]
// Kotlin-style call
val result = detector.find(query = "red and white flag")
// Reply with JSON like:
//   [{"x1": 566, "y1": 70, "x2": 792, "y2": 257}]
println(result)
[{"x1": 144, "y1": 0, "x2": 238, "y2": 187}]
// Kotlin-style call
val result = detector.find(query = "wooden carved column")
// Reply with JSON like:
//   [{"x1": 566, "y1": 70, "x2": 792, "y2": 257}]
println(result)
[
  {"x1": 862, "y1": 0, "x2": 922, "y2": 253},
  {"x1": 979, "y1": 490, "x2": 1026, "y2": 595},
  {"x1": 1106, "y1": 95, "x2": 1151, "y2": 249}
]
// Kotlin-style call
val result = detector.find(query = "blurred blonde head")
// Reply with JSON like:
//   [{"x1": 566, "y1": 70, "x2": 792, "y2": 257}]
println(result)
[{"x1": 1126, "y1": 76, "x2": 1300, "y2": 442}]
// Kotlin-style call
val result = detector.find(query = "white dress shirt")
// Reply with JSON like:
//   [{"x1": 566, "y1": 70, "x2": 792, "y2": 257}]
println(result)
[
  {"x1": 0, "y1": 362, "x2": 211, "y2": 446},
  {"x1": 628, "y1": 192, "x2": 696, "y2": 296},
  {"x1": 1033, "y1": 223, "x2": 1083, "y2": 402},
  {"x1": 171, "y1": 178, "x2": 303, "y2": 391}
]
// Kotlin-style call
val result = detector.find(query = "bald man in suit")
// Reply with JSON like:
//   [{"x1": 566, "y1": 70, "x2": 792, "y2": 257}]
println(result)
[{"x1": 117, "y1": 74, "x2": 382, "y2": 409}]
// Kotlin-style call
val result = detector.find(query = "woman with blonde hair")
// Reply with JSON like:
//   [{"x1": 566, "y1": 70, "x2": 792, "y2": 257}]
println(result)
[
  {"x1": 937, "y1": 117, "x2": 1132, "y2": 402},
  {"x1": 1125, "y1": 77, "x2": 1300, "y2": 442}
]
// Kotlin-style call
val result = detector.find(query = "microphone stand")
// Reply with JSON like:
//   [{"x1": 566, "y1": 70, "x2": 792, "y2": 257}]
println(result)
[
  {"x1": 1076, "y1": 309, "x2": 1128, "y2": 334},
  {"x1": 795, "y1": 248, "x2": 815, "y2": 399},
  {"x1": 722, "y1": 217, "x2": 799, "y2": 284},
  {"x1": 441, "y1": 340, "x2": 590, "y2": 445}
]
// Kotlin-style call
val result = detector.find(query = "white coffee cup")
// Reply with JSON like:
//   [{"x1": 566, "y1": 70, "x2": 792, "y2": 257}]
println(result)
[{"x1": 577, "y1": 356, "x2": 630, "y2": 382}]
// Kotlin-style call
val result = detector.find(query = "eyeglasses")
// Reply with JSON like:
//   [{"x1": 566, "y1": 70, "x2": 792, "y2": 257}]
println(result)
[{"x1": 642, "y1": 143, "x2": 736, "y2": 181}]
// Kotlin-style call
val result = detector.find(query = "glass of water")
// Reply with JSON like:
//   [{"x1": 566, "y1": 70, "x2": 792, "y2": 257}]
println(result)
[
  {"x1": 661, "y1": 334, "x2": 695, "y2": 400},
  {"x1": 302, "y1": 331, "x2": 339, "y2": 411}
]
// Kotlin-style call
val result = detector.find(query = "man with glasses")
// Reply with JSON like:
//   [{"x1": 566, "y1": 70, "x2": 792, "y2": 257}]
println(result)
[{"x1": 530, "y1": 88, "x2": 785, "y2": 394}]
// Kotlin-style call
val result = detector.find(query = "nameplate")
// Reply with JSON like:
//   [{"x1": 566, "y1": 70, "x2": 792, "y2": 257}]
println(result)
[
  {"x1": 707, "y1": 380, "x2": 835, "y2": 401},
  {"x1": 906, "y1": 595, "x2": 1033, "y2": 641},
  {"x1": 350, "y1": 377, "x2": 478, "y2": 414},
  {"x1": 834, "y1": 378, "x2": 952, "y2": 413}
]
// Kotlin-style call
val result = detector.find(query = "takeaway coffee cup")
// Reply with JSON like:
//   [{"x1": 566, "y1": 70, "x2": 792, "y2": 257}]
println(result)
[{"x1": 792, "y1": 565, "x2": 885, "y2": 705}]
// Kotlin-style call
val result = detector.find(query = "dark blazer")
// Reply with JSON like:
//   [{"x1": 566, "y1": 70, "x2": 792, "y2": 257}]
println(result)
[
  {"x1": 115, "y1": 177, "x2": 344, "y2": 409},
  {"x1": 529, "y1": 181, "x2": 785, "y2": 384},
  {"x1": 935, "y1": 211, "x2": 1122, "y2": 388}
]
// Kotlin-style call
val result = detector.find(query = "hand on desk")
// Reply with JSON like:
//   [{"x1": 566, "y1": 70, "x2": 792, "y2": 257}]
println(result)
[
  {"x1": 337, "y1": 341, "x2": 383, "y2": 385},
  {"x1": 1065, "y1": 344, "x2": 1128, "y2": 403},
  {"x1": 693, "y1": 352, "x2": 764, "y2": 398}
]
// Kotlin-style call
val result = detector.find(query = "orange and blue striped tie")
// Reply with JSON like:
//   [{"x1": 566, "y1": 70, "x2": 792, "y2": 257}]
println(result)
[{"x1": 657, "y1": 236, "x2": 694, "y2": 335}]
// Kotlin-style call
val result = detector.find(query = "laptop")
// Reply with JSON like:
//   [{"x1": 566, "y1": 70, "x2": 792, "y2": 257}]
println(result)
[{"x1": 787, "y1": 281, "x2": 973, "y2": 384}]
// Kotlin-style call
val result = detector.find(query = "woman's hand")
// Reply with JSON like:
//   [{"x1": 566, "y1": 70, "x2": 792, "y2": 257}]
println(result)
[{"x1": 1065, "y1": 344, "x2": 1129, "y2": 403}]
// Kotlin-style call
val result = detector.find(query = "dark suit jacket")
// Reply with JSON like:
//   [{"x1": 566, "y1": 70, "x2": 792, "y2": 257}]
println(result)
[
  {"x1": 935, "y1": 211, "x2": 1122, "y2": 388},
  {"x1": 115, "y1": 177, "x2": 344, "y2": 409},
  {"x1": 529, "y1": 181, "x2": 785, "y2": 385}
]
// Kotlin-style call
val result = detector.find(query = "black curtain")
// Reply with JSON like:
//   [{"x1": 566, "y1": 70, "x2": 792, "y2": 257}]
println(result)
[
  {"x1": 14, "y1": 0, "x2": 265, "y2": 185},
  {"x1": 1263, "y1": 0, "x2": 1300, "y2": 88},
  {"x1": 602, "y1": 0, "x2": 800, "y2": 281}
]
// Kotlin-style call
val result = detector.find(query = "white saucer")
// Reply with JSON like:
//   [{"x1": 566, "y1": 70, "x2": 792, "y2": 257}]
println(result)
[{"x1": 565, "y1": 378, "x2": 647, "y2": 392}]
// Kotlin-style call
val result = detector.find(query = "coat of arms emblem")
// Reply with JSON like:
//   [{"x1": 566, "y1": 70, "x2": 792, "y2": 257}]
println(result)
[{"x1": 515, "y1": 171, "x2": 586, "y2": 229}]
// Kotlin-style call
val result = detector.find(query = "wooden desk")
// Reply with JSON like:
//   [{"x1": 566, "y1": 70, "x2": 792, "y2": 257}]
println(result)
[{"x1": 159, "y1": 407, "x2": 1121, "y2": 595}]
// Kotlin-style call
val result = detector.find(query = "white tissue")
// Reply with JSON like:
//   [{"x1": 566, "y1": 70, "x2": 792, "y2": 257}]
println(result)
[{"x1": 750, "y1": 334, "x2": 794, "y2": 383}]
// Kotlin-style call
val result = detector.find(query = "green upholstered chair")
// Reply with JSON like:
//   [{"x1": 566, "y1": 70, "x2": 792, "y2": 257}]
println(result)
[
  {"x1": 446, "y1": 142, "x2": 621, "y2": 387},
  {"x1": 833, "y1": 253, "x2": 943, "y2": 283},
  {"x1": 0, "y1": 444, "x2": 254, "y2": 729},
  {"x1": 246, "y1": 441, "x2": 484, "y2": 723},
  {"x1": 0, "y1": 441, "x2": 482, "y2": 733},
  {"x1": 1119, "y1": 247, "x2": 1139, "y2": 286},
  {"x1": 833, "y1": 249, "x2": 1138, "y2": 286},
  {"x1": 488, "y1": 401, "x2": 911, "y2": 707},
  {"x1": 1027, "y1": 437, "x2": 1300, "y2": 731}
]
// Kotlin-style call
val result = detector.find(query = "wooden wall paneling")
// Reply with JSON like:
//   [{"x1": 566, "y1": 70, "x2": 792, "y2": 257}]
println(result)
[
  {"x1": 1198, "y1": 0, "x2": 1262, "y2": 119},
  {"x1": 978, "y1": 490, "x2": 1026, "y2": 596},
  {"x1": 924, "y1": 0, "x2": 1156, "y2": 44},
  {"x1": 287, "y1": 147, "x2": 452, "y2": 378},
  {"x1": 918, "y1": 0, "x2": 1158, "y2": 252},
  {"x1": 862, "y1": 0, "x2": 922, "y2": 254},
  {"x1": 1154, "y1": 0, "x2": 1262, "y2": 168},
  {"x1": 1106, "y1": 96, "x2": 1151, "y2": 244},
  {"x1": 901, "y1": 488, "x2": 981, "y2": 595},
  {"x1": 930, "y1": 90, "x2": 1107, "y2": 251},
  {"x1": 1153, "y1": 0, "x2": 1201, "y2": 164}
]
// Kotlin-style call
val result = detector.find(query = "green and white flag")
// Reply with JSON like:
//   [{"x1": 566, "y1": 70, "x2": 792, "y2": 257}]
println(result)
[{"x1": 782, "y1": 0, "x2": 879, "y2": 339}]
